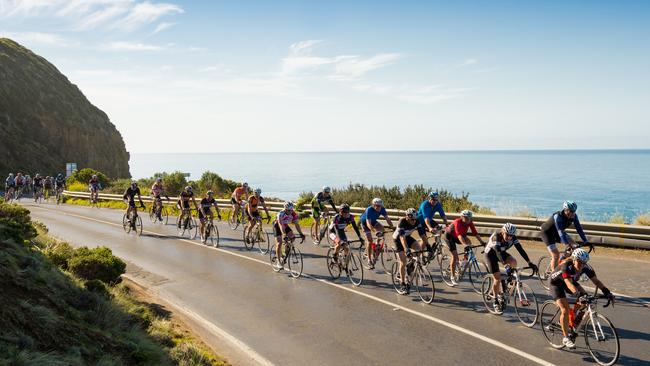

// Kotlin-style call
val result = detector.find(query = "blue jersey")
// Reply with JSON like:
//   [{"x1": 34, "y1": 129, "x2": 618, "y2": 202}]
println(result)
[
  {"x1": 542, "y1": 211, "x2": 588, "y2": 244},
  {"x1": 360, "y1": 206, "x2": 387, "y2": 224},
  {"x1": 417, "y1": 200, "x2": 445, "y2": 225}
]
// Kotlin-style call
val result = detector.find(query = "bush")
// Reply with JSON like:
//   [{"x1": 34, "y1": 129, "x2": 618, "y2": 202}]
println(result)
[
  {"x1": 196, "y1": 171, "x2": 239, "y2": 198},
  {"x1": 68, "y1": 246, "x2": 126, "y2": 284},
  {"x1": 170, "y1": 343, "x2": 213, "y2": 366},
  {"x1": 44, "y1": 241, "x2": 75, "y2": 270},
  {"x1": 635, "y1": 213, "x2": 650, "y2": 226},
  {"x1": 608, "y1": 213, "x2": 626, "y2": 225},
  {"x1": 0, "y1": 203, "x2": 37, "y2": 242},
  {"x1": 67, "y1": 168, "x2": 110, "y2": 188},
  {"x1": 151, "y1": 172, "x2": 188, "y2": 197},
  {"x1": 85, "y1": 279, "x2": 111, "y2": 297}
]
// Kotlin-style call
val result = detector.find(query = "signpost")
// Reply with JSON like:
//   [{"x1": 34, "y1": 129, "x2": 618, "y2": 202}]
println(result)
[{"x1": 66, "y1": 163, "x2": 77, "y2": 177}]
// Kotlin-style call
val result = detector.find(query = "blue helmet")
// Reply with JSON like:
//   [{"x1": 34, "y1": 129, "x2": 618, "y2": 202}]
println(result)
[
  {"x1": 563, "y1": 201, "x2": 578, "y2": 212},
  {"x1": 428, "y1": 191, "x2": 439, "y2": 199}
]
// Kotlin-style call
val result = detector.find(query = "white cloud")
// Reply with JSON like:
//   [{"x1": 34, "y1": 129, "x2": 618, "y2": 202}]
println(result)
[
  {"x1": 289, "y1": 39, "x2": 323, "y2": 55},
  {"x1": 103, "y1": 41, "x2": 164, "y2": 51},
  {"x1": 457, "y1": 58, "x2": 478, "y2": 67},
  {"x1": 75, "y1": 2, "x2": 131, "y2": 30},
  {"x1": 0, "y1": 31, "x2": 74, "y2": 47},
  {"x1": 113, "y1": 2, "x2": 183, "y2": 31},
  {"x1": 397, "y1": 86, "x2": 476, "y2": 104},
  {"x1": 199, "y1": 64, "x2": 226, "y2": 73},
  {"x1": 331, "y1": 53, "x2": 401, "y2": 80},
  {"x1": 152, "y1": 21, "x2": 176, "y2": 35}
]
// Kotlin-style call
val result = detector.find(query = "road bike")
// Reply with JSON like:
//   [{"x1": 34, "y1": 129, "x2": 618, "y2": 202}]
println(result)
[
  {"x1": 243, "y1": 215, "x2": 271, "y2": 253},
  {"x1": 390, "y1": 249, "x2": 435, "y2": 304},
  {"x1": 33, "y1": 186, "x2": 44, "y2": 204},
  {"x1": 541, "y1": 295, "x2": 619, "y2": 366},
  {"x1": 177, "y1": 208, "x2": 198, "y2": 239},
  {"x1": 310, "y1": 212, "x2": 334, "y2": 246},
  {"x1": 537, "y1": 244, "x2": 596, "y2": 291},
  {"x1": 359, "y1": 228, "x2": 397, "y2": 273},
  {"x1": 438, "y1": 242, "x2": 488, "y2": 293},
  {"x1": 481, "y1": 265, "x2": 539, "y2": 327},
  {"x1": 14, "y1": 185, "x2": 24, "y2": 201},
  {"x1": 149, "y1": 197, "x2": 169, "y2": 224},
  {"x1": 55, "y1": 186, "x2": 64, "y2": 205},
  {"x1": 326, "y1": 239, "x2": 364, "y2": 286},
  {"x1": 122, "y1": 208, "x2": 143, "y2": 235},
  {"x1": 270, "y1": 234, "x2": 305, "y2": 278},
  {"x1": 200, "y1": 215, "x2": 220, "y2": 246},
  {"x1": 227, "y1": 200, "x2": 248, "y2": 230},
  {"x1": 4, "y1": 187, "x2": 15, "y2": 203}
]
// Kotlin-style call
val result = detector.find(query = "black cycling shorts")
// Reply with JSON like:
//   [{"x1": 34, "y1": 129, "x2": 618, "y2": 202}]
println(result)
[
  {"x1": 549, "y1": 283, "x2": 568, "y2": 300},
  {"x1": 540, "y1": 229, "x2": 561, "y2": 248},
  {"x1": 485, "y1": 250, "x2": 512, "y2": 274},
  {"x1": 395, "y1": 236, "x2": 417, "y2": 252},
  {"x1": 247, "y1": 210, "x2": 261, "y2": 220},
  {"x1": 230, "y1": 197, "x2": 238, "y2": 205},
  {"x1": 445, "y1": 232, "x2": 462, "y2": 252},
  {"x1": 273, "y1": 223, "x2": 293, "y2": 237},
  {"x1": 127, "y1": 200, "x2": 137, "y2": 208}
]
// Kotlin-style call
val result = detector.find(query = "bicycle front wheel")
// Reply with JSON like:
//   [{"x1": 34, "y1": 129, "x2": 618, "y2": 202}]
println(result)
[
  {"x1": 540, "y1": 301, "x2": 565, "y2": 349},
  {"x1": 122, "y1": 214, "x2": 130, "y2": 233},
  {"x1": 213, "y1": 225, "x2": 220, "y2": 247},
  {"x1": 243, "y1": 229, "x2": 254, "y2": 250},
  {"x1": 347, "y1": 253, "x2": 364, "y2": 287},
  {"x1": 584, "y1": 313, "x2": 620, "y2": 366},
  {"x1": 135, "y1": 215, "x2": 143, "y2": 236},
  {"x1": 187, "y1": 218, "x2": 198, "y2": 239},
  {"x1": 149, "y1": 209, "x2": 157, "y2": 223},
  {"x1": 390, "y1": 262, "x2": 405, "y2": 294},
  {"x1": 257, "y1": 229, "x2": 270, "y2": 254},
  {"x1": 481, "y1": 276, "x2": 501, "y2": 315},
  {"x1": 438, "y1": 244, "x2": 454, "y2": 287},
  {"x1": 468, "y1": 260, "x2": 489, "y2": 294},
  {"x1": 227, "y1": 211, "x2": 240, "y2": 230},
  {"x1": 287, "y1": 247, "x2": 303, "y2": 278},
  {"x1": 537, "y1": 256, "x2": 552, "y2": 290},
  {"x1": 380, "y1": 244, "x2": 397, "y2": 274},
  {"x1": 513, "y1": 282, "x2": 538, "y2": 328},
  {"x1": 414, "y1": 266, "x2": 435, "y2": 304}
]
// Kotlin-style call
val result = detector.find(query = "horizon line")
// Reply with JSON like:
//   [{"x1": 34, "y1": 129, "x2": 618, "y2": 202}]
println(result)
[{"x1": 129, "y1": 148, "x2": 650, "y2": 155}]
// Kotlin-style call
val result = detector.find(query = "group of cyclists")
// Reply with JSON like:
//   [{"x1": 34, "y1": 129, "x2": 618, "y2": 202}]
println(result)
[{"x1": 4, "y1": 172, "x2": 66, "y2": 203}]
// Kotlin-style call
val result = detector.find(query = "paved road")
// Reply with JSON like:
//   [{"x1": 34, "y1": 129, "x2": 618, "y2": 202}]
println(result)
[{"x1": 22, "y1": 202, "x2": 650, "y2": 366}]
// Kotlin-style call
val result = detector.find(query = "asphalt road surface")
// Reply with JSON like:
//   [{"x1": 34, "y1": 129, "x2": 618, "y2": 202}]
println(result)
[{"x1": 21, "y1": 202, "x2": 650, "y2": 366}]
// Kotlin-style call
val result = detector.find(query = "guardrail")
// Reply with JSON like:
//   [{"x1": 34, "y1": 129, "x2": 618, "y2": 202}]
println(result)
[{"x1": 62, "y1": 190, "x2": 650, "y2": 250}]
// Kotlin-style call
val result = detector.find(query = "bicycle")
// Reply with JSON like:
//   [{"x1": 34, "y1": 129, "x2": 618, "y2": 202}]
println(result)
[
  {"x1": 89, "y1": 192, "x2": 100, "y2": 208},
  {"x1": 55, "y1": 186, "x2": 64, "y2": 205},
  {"x1": 4, "y1": 187, "x2": 15, "y2": 203},
  {"x1": 270, "y1": 234, "x2": 305, "y2": 278},
  {"x1": 176, "y1": 208, "x2": 198, "y2": 239},
  {"x1": 227, "y1": 200, "x2": 248, "y2": 230},
  {"x1": 14, "y1": 185, "x2": 24, "y2": 201},
  {"x1": 33, "y1": 187, "x2": 43, "y2": 204},
  {"x1": 438, "y1": 243, "x2": 488, "y2": 293},
  {"x1": 200, "y1": 215, "x2": 220, "y2": 246},
  {"x1": 359, "y1": 228, "x2": 397, "y2": 273},
  {"x1": 149, "y1": 197, "x2": 169, "y2": 224},
  {"x1": 326, "y1": 239, "x2": 364, "y2": 286},
  {"x1": 122, "y1": 209, "x2": 143, "y2": 235},
  {"x1": 310, "y1": 212, "x2": 334, "y2": 246},
  {"x1": 43, "y1": 186, "x2": 53, "y2": 202},
  {"x1": 541, "y1": 295, "x2": 619, "y2": 366},
  {"x1": 243, "y1": 215, "x2": 271, "y2": 253},
  {"x1": 538, "y1": 244, "x2": 596, "y2": 291},
  {"x1": 481, "y1": 265, "x2": 539, "y2": 327},
  {"x1": 390, "y1": 249, "x2": 435, "y2": 304}
]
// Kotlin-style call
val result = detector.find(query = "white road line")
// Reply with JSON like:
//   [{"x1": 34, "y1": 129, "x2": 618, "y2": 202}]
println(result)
[{"x1": 30, "y1": 205, "x2": 558, "y2": 365}]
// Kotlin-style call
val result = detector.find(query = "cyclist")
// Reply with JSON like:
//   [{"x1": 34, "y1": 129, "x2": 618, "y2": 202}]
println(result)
[
  {"x1": 32, "y1": 174, "x2": 43, "y2": 201},
  {"x1": 150, "y1": 178, "x2": 169, "y2": 221},
  {"x1": 5, "y1": 173, "x2": 15, "y2": 201},
  {"x1": 198, "y1": 190, "x2": 222, "y2": 235},
  {"x1": 417, "y1": 191, "x2": 448, "y2": 254},
  {"x1": 15, "y1": 172, "x2": 25, "y2": 198},
  {"x1": 43, "y1": 176, "x2": 53, "y2": 199},
  {"x1": 123, "y1": 181, "x2": 145, "y2": 226},
  {"x1": 230, "y1": 182, "x2": 249, "y2": 223},
  {"x1": 540, "y1": 201, "x2": 592, "y2": 271},
  {"x1": 311, "y1": 186, "x2": 337, "y2": 240},
  {"x1": 329, "y1": 203, "x2": 364, "y2": 263},
  {"x1": 177, "y1": 186, "x2": 199, "y2": 228},
  {"x1": 485, "y1": 223, "x2": 538, "y2": 312},
  {"x1": 24, "y1": 175, "x2": 32, "y2": 194},
  {"x1": 392, "y1": 208, "x2": 425, "y2": 294},
  {"x1": 444, "y1": 209, "x2": 486, "y2": 286},
  {"x1": 89, "y1": 175, "x2": 101, "y2": 203},
  {"x1": 360, "y1": 198, "x2": 395, "y2": 269},
  {"x1": 548, "y1": 248, "x2": 614, "y2": 349},
  {"x1": 273, "y1": 201, "x2": 305, "y2": 269},
  {"x1": 244, "y1": 188, "x2": 270, "y2": 243},
  {"x1": 54, "y1": 173, "x2": 66, "y2": 191}
]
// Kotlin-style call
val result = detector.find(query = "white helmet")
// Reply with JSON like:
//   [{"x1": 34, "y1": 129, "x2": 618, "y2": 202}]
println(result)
[
  {"x1": 502, "y1": 223, "x2": 517, "y2": 235},
  {"x1": 322, "y1": 186, "x2": 331, "y2": 193},
  {"x1": 372, "y1": 198, "x2": 383, "y2": 206},
  {"x1": 405, "y1": 208, "x2": 417, "y2": 217},
  {"x1": 571, "y1": 248, "x2": 590, "y2": 263},
  {"x1": 460, "y1": 209, "x2": 473, "y2": 218},
  {"x1": 283, "y1": 201, "x2": 295, "y2": 210}
]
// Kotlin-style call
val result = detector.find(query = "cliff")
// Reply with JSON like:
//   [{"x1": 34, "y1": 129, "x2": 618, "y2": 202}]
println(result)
[{"x1": 0, "y1": 38, "x2": 130, "y2": 178}]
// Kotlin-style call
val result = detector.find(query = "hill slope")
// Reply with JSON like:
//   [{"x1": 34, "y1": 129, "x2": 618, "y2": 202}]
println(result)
[{"x1": 0, "y1": 38, "x2": 130, "y2": 178}]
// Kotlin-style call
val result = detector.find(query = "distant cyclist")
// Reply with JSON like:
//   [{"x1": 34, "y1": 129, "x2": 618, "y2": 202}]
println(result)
[
  {"x1": 150, "y1": 178, "x2": 169, "y2": 221},
  {"x1": 540, "y1": 201, "x2": 592, "y2": 271},
  {"x1": 5, "y1": 173, "x2": 15, "y2": 201},
  {"x1": 32, "y1": 174, "x2": 43, "y2": 200},
  {"x1": 198, "y1": 190, "x2": 222, "y2": 235},
  {"x1": 329, "y1": 203, "x2": 364, "y2": 263},
  {"x1": 231, "y1": 182, "x2": 249, "y2": 222},
  {"x1": 245, "y1": 188, "x2": 270, "y2": 242},
  {"x1": 273, "y1": 201, "x2": 305, "y2": 269},
  {"x1": 15, "y1": 172, "x2": 24, "y2": 197},
  {"x1": 123, "y1": 181, "x2": 145, "y2": 224},
  {"x1": 89, "y1": 175, "x2": 101, "y2": 203},
  {"x1": 177, "y1": 186, "x2": 199, "y2": 228},
  {"x1": 24, "y1": 175, "x2": 32, "y2": 194},
  {"x1": 43, "y1": 176, "x2": 53, "y2": 198},
  {"x1": 392, "y1": 208, "x2": 425, "y2": 294},
  {"x1": 444, "y1": 209, "x2": 486, "y2": 286},
  {"x1": 311, "y1": 186, "x2": 337, "y2": 239},
  {"x1": 54, "y1": 173, "x2": 66, "y2": 191},
  {"x1": 360, "y1": 198, "x2": 394, "y2": 269},
  {"x1": 484, "y1": 223, "x2": 537, "y2": 312},
  {"x1": 417, "y1": 191, "x2": 448, "y2": 253},
  {"x1": 548, "y1": 248, "x2": 614, "y2": 349}
]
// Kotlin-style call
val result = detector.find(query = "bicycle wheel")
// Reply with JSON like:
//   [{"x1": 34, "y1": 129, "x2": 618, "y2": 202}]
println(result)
[
  {"x1": 380, "y1": 243, "x2": 397, "y2": 274},
  {"x1": 326, "y1": 248, "x2": 342, "y2": 279},
  {"x1": 149, "y1": 208, "x2": 157, "y2": 223},
  {"x1": 269, "y1": 245, "x2": 282, "y2": 272},
  {"x1": 243, "y1": 228, "x2": 254, "y2": 250},
  {"x1": 257, "y1": 229, "x2": 270, "y2": 254},
  {"x1": 213, "y1": 225, "x2": 220, "y2": 247},
  {"x1": 358, "y1": 245, "x2": 373, "y2": 270},
  {"x1": 390, "y1": 262, "x2": 406, "y2": 294},
  {"x1": 513, "y1": 282, "x2": 539, "y2": 328},
  {"x1": 414, "y1": 266, "x2": 435, "y2": 304},
  {"x1": 540, "y1": 301, "x2": 565, "y2": 349},
  {"x1": 134, "y1": 215, "x2": 143, "y2": 236},
  {"x1": 438, "y1": 244, "x2": 454, "y2": 287},
  {"x1": 537, "y1": 255, "x2": 552, "y2": 290},
  {"x1": 160, "y1": 207, "x2": 169, "y2": 225},
  {"x1": 468, "y1": 260, "x2": 489, "y2": 294},
  {"x1": 122, "y1": 214, "x2": 130, "y2": 233},
  {"x1": 287, "y1": 247, "x2": 303, "y2": 278},
  {"x1": 347, "y1": 252, "x2": 364, "y2": 287},
  {"x1": 187, "y1": 218, "x2": 198, "y2": 239},
  {"x1": 481, "y1": 276, "x2": 501, "y2": 314},
  {"x1": 584, "y1": 313, "x2": 620, "y2": 366},
  {"x1": 176, "y1": 216, "x2": 185, "y2": 236},
  {"x1": 310, "y1": 221, "x2": 320, "y2": 245},
  {"x1": 227, "y1": 211, "x2": 240, "y2": 230}
]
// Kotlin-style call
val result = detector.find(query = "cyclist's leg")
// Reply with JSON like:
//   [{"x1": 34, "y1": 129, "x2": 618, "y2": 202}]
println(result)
[
  {"x1": 556, "y1": 295, "x2": 571, "y2": 338},
  {"x1": 446, "y1": 233, "x2": 460, "y2": 276},
  {"x1": 486, "y1": 250, "x2": 502, "y2": 296},
  {"x1": 273, "y1": 222, "x2": 283, "y2": 262},
  {"x1": 361, "y1": 220, "x2": 373, "y2": 258},
  {"x1": 395, "y1": 238, "x2": 407, "y2": 283},
  {"x1": 312, "y1": 205, "x2": 321, "y2": 237},
  {"x1": 371, "y1": 222, "x2": 385, "y2": 261},
  {"x1": 198, "y1": 210, "x2": 206, "y2": 233}
]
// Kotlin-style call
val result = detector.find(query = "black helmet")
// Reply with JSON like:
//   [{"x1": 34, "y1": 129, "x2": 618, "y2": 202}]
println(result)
[{"x1": 340, "y1": 203, "x2": 351, "y2": 213}]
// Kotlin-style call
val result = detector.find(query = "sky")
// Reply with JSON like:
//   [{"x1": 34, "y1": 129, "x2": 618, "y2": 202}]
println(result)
[{"x1": 1, "y1": 0, "x2": 649, "y2": 153}]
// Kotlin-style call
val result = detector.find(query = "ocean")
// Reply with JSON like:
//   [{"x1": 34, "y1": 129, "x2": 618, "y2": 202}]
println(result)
[{"x1": 129, "y1": 150, "x2": 650, "y2": 223}]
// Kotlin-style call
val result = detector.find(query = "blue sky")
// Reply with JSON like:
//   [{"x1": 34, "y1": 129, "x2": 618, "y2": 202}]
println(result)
[{"x1": 1, "y1": 0, "x2": 649, "y2": 153}]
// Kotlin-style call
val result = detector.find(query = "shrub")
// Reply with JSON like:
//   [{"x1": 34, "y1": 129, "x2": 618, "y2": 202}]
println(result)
[
  {"x1": 85, "y1": 279, "x2": 111, "y2": 297},
  {"x1": 67, "y1": 168, "x2": 110, "y2": 188},
  {"x1": 68, "y1": 246, "x2": 126, "y2": 284},
  {"x1": 196, "y1": 171, "x2": 239, "y2": 198},
  {"x1": 170, "y1": 343, "x2": 213, "y2": 366},
  {"x1": 608, "y1": 213, "x2": 626, "y2": 225},
  {"x1": 151, "y1": 172, "x2": 188, "y2": 197},
  {"x1": 0, "y1": 203, "x2": 37, "y2": 242},
  {"x1": 66, "y1": 181, "x2": 87, "y2": 192},
  {"x1": 44, "y1": 241, "x2": 75, "y2": 270},
  {"x1": 635, "y1": 213, "x2": 650, "y2": 226}
]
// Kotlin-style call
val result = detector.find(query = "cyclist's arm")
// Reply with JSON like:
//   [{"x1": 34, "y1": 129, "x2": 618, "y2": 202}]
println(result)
[
  {"x1": 383, "y1": 210, "x2": 394, "y2": 227},
  {"x1": 351, "y1": 220, "x2": 363, "y2": 241},
  {"x1": 469, "y1": 222, "x2": 484, "y2": 244},
  {"x1": 513, "y1": 241, "x2": 531, "y2": 263},
  {"x1": 328, "y1": 198, "x2": 337, "y2": 211},
  {"x1": 262, "y1": 201, "x2": 270, "y2": 217},
  {"x1": 435, "y1": 202, "x2": 448, "y2": 226},
  {"x1": 424, "y1": 217, "x2": 436, "y2": 232},
  {"x1": 564, "y1": 278, "x2": 584, "y2": 296},
  {"x1": 293, "y1": 221, "x2": 304, "y2": 236},
  {"x1": 122, "y1": 189, "x2": 129, "y2": 201},
  {"x1": 192, "y1": 197, "x2": 199, "y2": 209},
  {"x1": 573, "y1": 215, "x2": 589, "y2": 244}
]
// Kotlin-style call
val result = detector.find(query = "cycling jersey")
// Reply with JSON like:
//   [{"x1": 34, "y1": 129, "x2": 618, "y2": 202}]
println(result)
[
  {"x1": 5, "y1": 177, "x2": 15, "y2": 187},
  {"x1": 417, "y1": 200, "x2": 445, "y2": 226},
  {"x1": 360, "y1": 206, "x2": 388, "y2": 225},
  {"x1": 231, "y1": 187, "x2": 247, "y2": 201},
  {"x1": 44, "y1": 179, "x2": 52, "y2": 188},
  {"x1": 275, "y1": 210, "x2": 298, "y2": 228},
  {"x1": 484, "y1": 231, "x2": 531, "y2": 273},
  {"x1": 392, "y1": 217, "x2": 424, "y2": 240},
  {"x1": 89, "y1": 178, "x2": 100, "y2": 190},
  {"x1": 123, "y1": 187, "x2": 141, "y2": 202},
  {"x1": 33, "y1": 177, "x2": 43, "y2": 187},
  {"x1": 311, "y1": 192, "x2": 336, "y2": 209},
  {"x1": 447, "y1": 217, "x2": 478, "y2": 237},
  {"x1": 550, "y1": 260, "x2": 596, "y2": 286},
  {"x1": 329, "y1": 213, "x2": 357, "y2": 231},
  {"x1": 151, "y1": 183, "x2": 164, "y2": 197},
  {"x1": 248, "y1": 195, "x2": 265, "y2": 212},
  {"x1": 15, "y1": 176, "x2": 24, "y2": 186},
  {"x1": 180, "y1": 191, "x2": 194, "y2": 201},
  {"x1": 540, "y1": 211, "x2": 588, "y2": 245},
  {"x1": 200, "y1": 197, "x2": 217, "y2": 212}
]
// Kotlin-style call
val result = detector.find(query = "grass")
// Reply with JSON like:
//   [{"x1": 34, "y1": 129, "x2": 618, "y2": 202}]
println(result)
[
  {"x1": 608, "y1": 213, "x2": 626, "y2": 225},
  {"x1": 635, "y1": 213, "x2": 650, "y2": 226}
]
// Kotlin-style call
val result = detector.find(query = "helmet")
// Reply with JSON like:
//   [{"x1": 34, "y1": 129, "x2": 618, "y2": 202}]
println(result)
[
  {"x1": 502, "y1": 223, "x2": 517, "y2": 235},
  {"x1": 283, "y1": 201, "x2": 295, "y2": 210},
  {"x1": 563, "y1": 200, "x2": 578, "y2": 212},
  {"x1": 207, "y1": 190, "x2": 214, "y2": 195},
  {"x1": 372, "y1": 198, "x2": 384, "y2": 206},
  {"x1": 185, "y1": 186, "x2": 192, "y2": 192},
  {"x1": 35, "y1": 173, "x2": 40, "y2": 178},
  {"x1": 405, "y1": 208, "x2": 417, "y2": 218},
  {"x1": 9, "y1": 173, "x2": 13, "y2": 177},
  {"x1": 460, "y1": 209, "x2": 473, "y2": 218},
  {"x1": 322, "y1": 186, "x2": 331, "y2": 193},
  {"x1": 156, "y1": 177, "x2": 162, "y2": 183},
  {"x1": 254, "y1": 188, "x2": 262, "y2": 195},
  {"x1": 340, "y1": 203, "x2": 350, "y2": 213},
  {"x1": 571, "y1": 248, "x2": 590, "y2": 263},
  {"x1": 428, "y1": 191, "x2": 439, "y2": 199},
  {"x1": 92, "y1": 175, "x2": 97, "y2": 179},
  {"x1": 131, "y1": 180, "x2": 137, "y2": 187},
  {"x1": 242, "y1": 182, "x2": 249, "y2": 188},
  {"x1": 57, "y1": 173, "x2": 62, "y2": 177}
]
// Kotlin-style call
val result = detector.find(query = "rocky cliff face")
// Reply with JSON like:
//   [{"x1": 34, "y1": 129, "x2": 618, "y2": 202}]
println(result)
[{"x1": 0, "y1": 38, "x2": 130, "y2": 178}]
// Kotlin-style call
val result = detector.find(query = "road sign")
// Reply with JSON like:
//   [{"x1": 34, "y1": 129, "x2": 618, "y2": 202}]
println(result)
[{"x1": 66, "y1": 163, "x2": 77, "y2": 177}]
